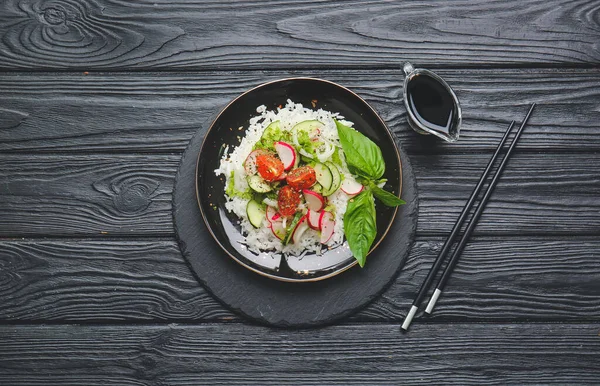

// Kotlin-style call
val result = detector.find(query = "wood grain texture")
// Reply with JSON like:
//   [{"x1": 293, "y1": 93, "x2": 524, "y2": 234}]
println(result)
[
  {"x1": 1, "y1": 237, "x2": 598, "y2": 322},
  {"x1": 0, "y1": 240, "x2": 235, "y2": 322},
  {"x1": 0, "y1": 323, "x2": 598, "y2": 385},
  {"x1": 1, "y1": 69, "x2": 599, "y2": 152},
  {"x1": 352, "y1": 237, "x2": 600, "y2": 322},
  {"x1": 0, "y1": 0, "x2": 599, "y2": 70},
  {"x1": 0, "y1": 152, "x2": 597, "y2": 237},
  {"x1": 0, "y1": 155, "x2": 178, "y2": 236},
  {"x1": 412, "y1": 151, "x2": 600, "y2": 235},
  {"x1": 0, "y1": 1, "x2": 597, "y2": 383}
]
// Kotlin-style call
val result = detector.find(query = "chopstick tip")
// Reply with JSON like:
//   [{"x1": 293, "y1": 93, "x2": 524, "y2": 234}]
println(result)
[
  {"x1": 401, "y1": 305, "x2": 418, "y2": 331},
  {"x1": 425, "y1": 288, "x2": 442, "y2": 314}
]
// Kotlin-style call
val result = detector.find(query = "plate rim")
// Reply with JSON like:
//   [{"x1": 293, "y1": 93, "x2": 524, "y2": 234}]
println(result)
[{"x1": 195, "y1": 77, "x2": 403, "y2": 282}]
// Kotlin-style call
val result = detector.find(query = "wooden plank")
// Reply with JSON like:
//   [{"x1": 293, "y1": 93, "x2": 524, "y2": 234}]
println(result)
[
  {"x1": 114, "y1": 372, "x2": 600, "y2": 386},
  {"x1": 351, "y1": 237, "x2": 600, "y2": 322},
  {"x1": 0, "y1": 155, "x2": 178, "y2": 236},
  {"x1": 1, "y1": 238, "x2": 598, "y2": 322},
  {"x1": 0, "y1": 240, "x2": 235, "y2": 322},
  {"x1": 0, "y1": 0, "x2": 599, "y2": 70},
  {"x1": 0, "y1": 323, "x2": 598, "y2": 385},
  {"x1": 412, "y1": 151, "x2": 600, "y2": 235},
  {"x1": 0, "y1": 152, "x2": 597, "y2": 237},
  {"x1": 1, "y1": 69, "x2": 599, "y2": 152}
]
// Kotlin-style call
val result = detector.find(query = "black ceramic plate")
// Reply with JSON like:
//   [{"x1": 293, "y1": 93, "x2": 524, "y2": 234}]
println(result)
[{"x1": 196, "y1": 78, "x2": 402, "y2": 282}]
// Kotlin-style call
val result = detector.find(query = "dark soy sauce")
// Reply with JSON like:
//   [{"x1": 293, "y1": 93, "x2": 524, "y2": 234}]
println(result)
[{"x1": 407, "y1": 74, "x2": 459, "y2": 137}]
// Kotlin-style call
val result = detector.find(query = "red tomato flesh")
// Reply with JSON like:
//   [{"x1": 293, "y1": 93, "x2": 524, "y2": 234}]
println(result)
[
  {"x1": 286, "y1": 166, "x2": 317, "y2": 190},
  {"x1": 278, "y1": 185, "x2": 301, "y2": 216},
  {"x1": 256, "y1": 154, "x2": 284, "y2": 182}
]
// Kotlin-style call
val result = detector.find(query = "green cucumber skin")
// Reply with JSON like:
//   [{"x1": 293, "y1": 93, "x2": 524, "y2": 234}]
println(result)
[
  {"x1": 314, "y1": 162, "x2": 333, "y2": 191},
  {"x1": 322, "y1": 162, "x2": 341, "y2": 196},
  {"x1": 292, "y1": 120, "x2": 322, "y2": 133},
  {"x1": 311, "y1": 183, "x2": 323, "y2": 194},
  {"x1": 247, "y1": 175, "x2": 272, "y2": 193},
  {"x1": 246, "y1": 199, "x2": 265, "y2": 228}
]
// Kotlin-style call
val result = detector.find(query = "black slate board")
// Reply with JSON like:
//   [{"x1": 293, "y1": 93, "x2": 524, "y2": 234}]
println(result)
[{"x1": 173, "y1": 125, "x2": 418, "y2": 327}]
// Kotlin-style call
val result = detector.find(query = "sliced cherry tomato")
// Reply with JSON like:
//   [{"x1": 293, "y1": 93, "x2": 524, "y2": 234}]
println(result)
[
  {"x1": 256, "y1": 154, "x2": 284, "y2": 182},
  {"x1": 243, "y1": 149, "x2": 269, "y2": 175},
  {"x1": 286, "y1": 166, "x2": 317, "y2": 190},
  {"x1": 278, "y1": 185, "x2": 301, "y2": 216}
]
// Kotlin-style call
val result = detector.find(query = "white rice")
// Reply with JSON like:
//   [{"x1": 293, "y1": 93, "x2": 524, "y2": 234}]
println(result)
[{"x1": 214, "y1": 100, "x2": 356, "y2": 255}]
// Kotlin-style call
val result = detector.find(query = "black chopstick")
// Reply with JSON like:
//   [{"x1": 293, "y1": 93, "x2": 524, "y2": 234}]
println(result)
[
  {"x1": 424, "y1": 103, "x2": 536, "y2": 314},
  {"x1": 400, "y1": 120, "x2": 517, "y2": 331}
]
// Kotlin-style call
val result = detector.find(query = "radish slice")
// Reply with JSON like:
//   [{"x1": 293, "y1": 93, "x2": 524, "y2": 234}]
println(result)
[
  {"x1": 292, "y1": 216, "x2": 310, "y2": 244},
  {"x1": 271, "y1": 221, "x2": 286, "y2": 240},
  {"x1": 271, "y1": 213, "x2": 282, "y2": 221},
  {"x1": 265, "y1": 206, "x2": 278, "y2": 225},
  {"x1": 303, "y1": 190, "x2": 325, "y2": 212},
  {"x1": 274, "y1": 141, "x2": 296, "y2": 171},
  {"x1": 307, "y1": 210, "x2": 321, "y2": 230},
  {"x1": 341, "y1": 178, "x2": 364, "y2": 196},
  {"x1": 318, "y1": 211, "x2": 326, "y2": 230},
  {"x1": 319, "y1": 212, "x2": 335, "y2": 244},
  {"x1": 289, "y1": 215, "x2": 305, "y2": 240},
  {"x1": 243, "y1": 149, "x2": 267, "y2": 175}
]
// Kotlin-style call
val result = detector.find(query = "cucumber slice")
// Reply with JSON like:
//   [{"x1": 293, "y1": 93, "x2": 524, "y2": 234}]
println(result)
[
  {"x1": 246, "y1": 200, "x2": 265, "y2": 228},
  {"x1": 322, "y1": 162, "x2": 341, "y2": 196},
  {"x1": 255, "y1": 121, "x2": 283, "y2": 151},
  {"x1": 268, "y1": 120, "x2": 281, "y2": 129},
  {"x1": 311, "y1": 182, "x2": 323, "y2": 194},
  {"x1": 314, "y1": 162, "x2": 332, "y2": 191},
  {"x1": 292, "y1": 120, "x2": 322, "y2": 134},
  {"x1": 261, "y1": 120, "x2": 280, "y2": 139},
  {"x1": 247, "y1": 175, "x2": 272, "y2": 193}
]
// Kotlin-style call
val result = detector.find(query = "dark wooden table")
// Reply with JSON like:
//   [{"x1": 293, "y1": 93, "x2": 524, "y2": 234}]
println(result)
[{"x1": 1, "y1": 0, "x2": 599, "y2": 384}]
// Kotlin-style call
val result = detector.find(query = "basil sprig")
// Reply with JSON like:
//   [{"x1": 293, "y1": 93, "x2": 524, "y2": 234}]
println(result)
[
  {"x1": 337, "y1": 120, "x2": 385, "y2": 180},
  {"x1": 344, "y1": 189, "x2": 376, "y2": 267},
  {"x1": 370, "y1": 184, "x2": 406, "y2": 207},
  {"x1": 336, "y1": 120, "x2": 405, "y2": 267}
]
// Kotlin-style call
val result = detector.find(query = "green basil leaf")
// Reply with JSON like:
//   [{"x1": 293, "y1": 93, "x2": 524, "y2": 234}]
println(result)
[
  {"x1": 335, "y1": 120, "x2": 385, "y2": 180},
  {"x1": 344, "y1": 189, "x2": 377, "y2": 267},
  {"x1": 371, "y1": 185, "x2": 406, "y2": 207}
]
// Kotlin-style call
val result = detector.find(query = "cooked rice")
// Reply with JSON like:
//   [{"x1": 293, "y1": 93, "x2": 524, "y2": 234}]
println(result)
[{"x1": 215, "y1": 100, "x2": 355, "y2": 255}]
